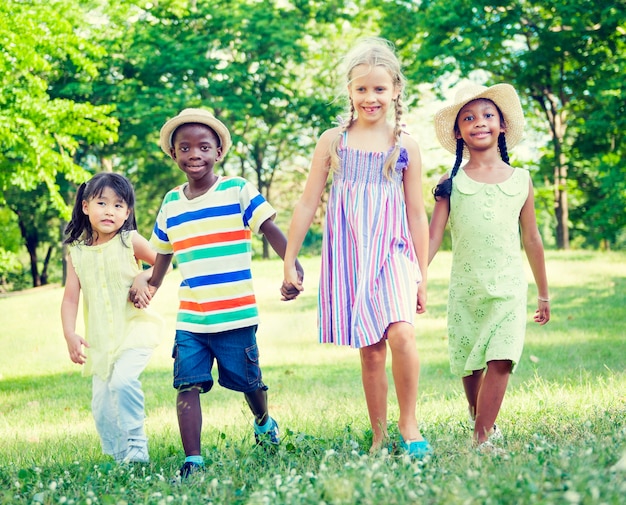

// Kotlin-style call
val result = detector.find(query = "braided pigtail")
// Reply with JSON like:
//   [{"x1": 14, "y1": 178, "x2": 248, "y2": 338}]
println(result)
[
  {"x1": 329, "y1": 100, "x2": 356, "y2": 172},
  {"x1": 433, "y1": 138, "x2": 464, "y2": 200},
  {"x1": 498, "y1": 132, "x2": 510, "y2": 165},
  {"x1": 382, "y1": 96, "x2": 404, "y2": 179}
]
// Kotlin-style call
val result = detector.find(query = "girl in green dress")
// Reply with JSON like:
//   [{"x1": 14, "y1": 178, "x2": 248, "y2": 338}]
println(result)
[{"x1": 429, "y1": 83, "x2": 550, "y2": 451}]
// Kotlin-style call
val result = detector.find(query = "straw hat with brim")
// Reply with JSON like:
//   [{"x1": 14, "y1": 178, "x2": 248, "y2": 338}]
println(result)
[
  {"x1": 159, "y1": 108, "x2": 232, "y2": 158},
  {"x1": 434, "y1": 83, "x2": 525, "y2": 159}
]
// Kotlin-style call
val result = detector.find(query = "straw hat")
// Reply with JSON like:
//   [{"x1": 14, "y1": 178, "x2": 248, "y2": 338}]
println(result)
[
  {"x1": 434, "y1": 83, "x2": 525, "y2": 159},
  {"x1": 159, "y1": 108, "x2": 232, "y2": 158}
]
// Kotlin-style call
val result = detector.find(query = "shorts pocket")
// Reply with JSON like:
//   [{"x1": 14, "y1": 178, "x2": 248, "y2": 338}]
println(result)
[
  {"x1": 244, "y1": 344, "x2": 262, "y2": 386},
  {"x1": 172, "y1": 343, "x2": 179, "y2": 381}
]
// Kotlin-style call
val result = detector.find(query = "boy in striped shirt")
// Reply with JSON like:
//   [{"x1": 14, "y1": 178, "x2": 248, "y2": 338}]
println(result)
[{"x1": 141, "y1": 108, "x2": 302, "y2": 479}]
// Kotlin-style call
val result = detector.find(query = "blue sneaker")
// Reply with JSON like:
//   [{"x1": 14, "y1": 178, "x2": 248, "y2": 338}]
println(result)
[
  {"x1": 178, "y1": 461, "x2": 205, "y2": 479},
  {"x1": 254, "y1": 417, "x2": 280, "y2": 446},
  {"x1": 399, "y1": 436, "x2": 433, "y2": 459}
]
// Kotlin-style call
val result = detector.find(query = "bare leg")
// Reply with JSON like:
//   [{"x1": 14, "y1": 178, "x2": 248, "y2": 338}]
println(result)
[
  {"x1": 462, "y1": 369, "x2": 485, "y2": 421},
  {"x1": 360, "y1": 339, "x2": 388, "y2": 451},
  {"x1": 474, "y1": 360, "x2": 511, "y2": 444},
  {"x1": 387, "y1": 322, "x2": 423, "y2": 442},
  {"x1": 177, "y1": 386, "x2": 203, "y2": 456},
  {"x1": 244, "y1": 385, "x2": 269, "y2": 426}
]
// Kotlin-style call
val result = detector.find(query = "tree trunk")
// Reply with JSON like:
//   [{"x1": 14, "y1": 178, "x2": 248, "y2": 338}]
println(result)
[
  {"x1": 534, "y1": 88, "x2": 570, "y2": 249},
  {"x1": 554, "y1": 154, "x2": 570, "y2": 250},
  {"x1": 27, "y1": 242, "x2": 40, "y2": 287}
]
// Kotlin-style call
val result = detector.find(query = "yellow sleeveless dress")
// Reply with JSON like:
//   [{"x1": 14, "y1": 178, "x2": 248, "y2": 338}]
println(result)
[{"x1": 69, "y1": 231, "x2": 163, "y2": 380}]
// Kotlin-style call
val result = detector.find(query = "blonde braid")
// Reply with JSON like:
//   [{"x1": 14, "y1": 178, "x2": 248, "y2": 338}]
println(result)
[
  {"x1": 329, "y1": 99, "x2": 356, "y2": 172},
  {"x1": 383, "y1": 95, "x2": 404, "y2": 179}
]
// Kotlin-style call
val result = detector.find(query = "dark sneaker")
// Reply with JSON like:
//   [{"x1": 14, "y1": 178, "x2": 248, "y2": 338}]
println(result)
[
  {"x1": 179, "y1": 461, "x2": 205, "y2": 479},
  {"x1": 254, "y1": 417, "x2": 280, "y2": 446}
]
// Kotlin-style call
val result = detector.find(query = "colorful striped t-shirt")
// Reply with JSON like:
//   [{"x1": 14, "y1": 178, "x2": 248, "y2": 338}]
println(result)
[{"x1": 150, "y1": 176, "x2": 276, "y2": 333}]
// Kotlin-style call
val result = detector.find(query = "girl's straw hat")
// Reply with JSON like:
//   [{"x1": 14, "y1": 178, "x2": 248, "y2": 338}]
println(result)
[
  {"x1": 434, "y1": 83, "x2": 525, "y2": 159},
  {"x1": 160, "y1": 108, "x2": 232, "y2": 158}
]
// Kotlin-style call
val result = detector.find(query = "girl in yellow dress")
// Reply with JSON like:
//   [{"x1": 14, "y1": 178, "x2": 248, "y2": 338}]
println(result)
[{"x1": 61, "y1": 172, "x2": 163, "y2": 463}]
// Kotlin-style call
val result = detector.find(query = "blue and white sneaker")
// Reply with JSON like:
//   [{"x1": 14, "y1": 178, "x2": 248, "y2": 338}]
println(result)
[
  {"x1": 254, "y1": 417, "x2": 280, "y2": 446},
  {"x1": 399, "y1": 436, "x2": 433, "y2": 459}
]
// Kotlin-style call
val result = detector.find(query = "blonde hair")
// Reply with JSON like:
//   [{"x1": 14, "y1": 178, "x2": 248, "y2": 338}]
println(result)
[{"x1": 329, "y1": 37, "x2": 406, "y2": 178}]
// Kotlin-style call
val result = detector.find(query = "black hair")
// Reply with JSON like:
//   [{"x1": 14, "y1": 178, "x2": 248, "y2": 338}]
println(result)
[
  {"x1": 64, "y1": 172, "x2": 137, "y2": 245},
  {"x1": 432, "y1": 101, "x2": 510, "y2": 201}
]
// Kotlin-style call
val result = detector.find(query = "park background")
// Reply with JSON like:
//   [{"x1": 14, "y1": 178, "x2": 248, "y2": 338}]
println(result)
[{"x1": 1, "y1": 0, "x2": 625, "y2": 503}]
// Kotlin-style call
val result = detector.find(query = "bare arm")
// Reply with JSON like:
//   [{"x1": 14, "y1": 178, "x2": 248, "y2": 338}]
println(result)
[
  {"x1": 60, "y1": 254, "x2": 89, "y2": 365},
  {"x1": 283, "y1": 127, "x2": 336, "y2": 291},
  {"x1": 147, "y1": 253, "x2": 174, "y2": 291},
  {"x1": 520, "y1": 178, "x2": 550, "y2": 325},
  {"x1": 402, "y1": 134, "x2": 429, "y2": 314},
  {"x1": 428, "y1": 174, "x2": 451, "y2": 265},
  {"x1": 130, "y1": 232, "x2": 173, "y2": 308},
  {"x1": 260, "y1": 218, "x2": 304, "y2": 300}
]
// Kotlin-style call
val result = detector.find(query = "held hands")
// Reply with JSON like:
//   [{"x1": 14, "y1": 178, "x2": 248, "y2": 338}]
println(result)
[
  {"x1": 65, "y1": 332, "x2": 89, "y2": 365},
  {"x1": 281, "y1": 262, "x2": 304, "y2": 301},
  {"x1": 129, "y1": 270, "x2": 156, "y2": 308}
]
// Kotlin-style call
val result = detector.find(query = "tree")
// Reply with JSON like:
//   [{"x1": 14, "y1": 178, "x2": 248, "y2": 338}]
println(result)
[
  {"x1": 89, "y1": 0, "x2": 351, "y2": 255},
  {"x1": 0, "y1": 0, "x2": 118, "y2": 285},
  {"x1": 377, "y1": 0, "x2": 626, "y2": 249}
]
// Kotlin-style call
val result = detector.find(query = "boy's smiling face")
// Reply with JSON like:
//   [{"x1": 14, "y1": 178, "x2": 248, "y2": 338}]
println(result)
[{"x1": 170, "y1": 123, "x2": 223, "y2": 185}]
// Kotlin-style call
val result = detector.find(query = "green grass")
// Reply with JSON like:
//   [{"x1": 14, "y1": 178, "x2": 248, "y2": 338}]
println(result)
[{"x1": 1, "y1": 251, "x2": 626, "y2": 504}]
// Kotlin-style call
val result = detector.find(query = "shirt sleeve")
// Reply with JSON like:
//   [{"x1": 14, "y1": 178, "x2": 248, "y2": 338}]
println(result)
[{"x1": 240, "y1": 180, "x2": 276, "y2": 234}]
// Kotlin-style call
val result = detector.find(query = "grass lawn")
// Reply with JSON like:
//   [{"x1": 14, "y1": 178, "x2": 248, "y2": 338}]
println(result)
[{"x1": 0, "y1": 250, "x2": 625, "y2": 504}]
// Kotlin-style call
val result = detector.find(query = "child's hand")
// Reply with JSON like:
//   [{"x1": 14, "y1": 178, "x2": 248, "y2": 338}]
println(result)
[
  {"x1": 131, "y1": 284, "x2": 157, "y2": 308},
  {"x1": 129, "y1": 271, "x2": 155, "y2": 308},
  {"x1": 416, "y1": 283, "x2": 427, "y2": 314},
  {"x1": 534, "y1": 300, "x2": 550, "y2": 325},
  {"x1": 65, "y1": 333, "x2": 89, "y2": 365},
  {"x1": 282, "y1": 263, "x2": 304, "y2": 301},
  {"x1": 280, "y1": 281, "x2": 301, "y2": 300}
]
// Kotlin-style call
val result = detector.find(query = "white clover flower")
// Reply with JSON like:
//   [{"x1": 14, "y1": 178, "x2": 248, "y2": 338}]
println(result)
[
  {"x1": 563, "y1": 490, "x2": 581, "y2": 503},
  {"x1": 49, "y1": 481, "x2": 58, "y2": 491}
]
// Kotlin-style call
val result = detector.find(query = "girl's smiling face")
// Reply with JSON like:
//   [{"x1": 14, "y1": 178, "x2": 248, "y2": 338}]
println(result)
[
  {"x1": 455, "y1": 98, "x2": 505, "y2": 150},
  {"x1": 82, "y1": 186, "x2": 130, "y2": 244},
  {"x1": 348, "y1": 64, "x2": 399, "y2": 122}
]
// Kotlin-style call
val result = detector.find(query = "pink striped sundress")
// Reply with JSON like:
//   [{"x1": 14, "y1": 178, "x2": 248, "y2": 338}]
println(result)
[{"x1": 318, "y1": 132, "x2": 422, "y2": 348}]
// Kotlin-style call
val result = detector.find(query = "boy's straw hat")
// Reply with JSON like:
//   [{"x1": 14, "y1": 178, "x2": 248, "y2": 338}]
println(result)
[
  {"x1": 434, "y1": 83, "x2": 525, "y2": 159},
  {"x1": 160, "y1": 108, "x2": 232, "y2": 158}
]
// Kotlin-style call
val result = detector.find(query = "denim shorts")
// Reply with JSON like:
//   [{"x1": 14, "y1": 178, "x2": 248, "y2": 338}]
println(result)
[{"x1": 172, "y1": 325, "x2": 263, "y2": 394}]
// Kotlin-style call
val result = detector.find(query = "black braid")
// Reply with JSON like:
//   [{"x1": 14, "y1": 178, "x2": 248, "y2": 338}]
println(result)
[
  {"x1": 498, "y1": 132, "x2": 510, "y2": 165},
  {"x1": 433, "y1": 138, "x2": 465, "y2": 200}
]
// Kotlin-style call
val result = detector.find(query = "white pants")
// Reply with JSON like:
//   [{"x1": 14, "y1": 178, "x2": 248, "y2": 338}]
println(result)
[{"x1": 91, "y1": 348, "x2": 153, "y2": 460}]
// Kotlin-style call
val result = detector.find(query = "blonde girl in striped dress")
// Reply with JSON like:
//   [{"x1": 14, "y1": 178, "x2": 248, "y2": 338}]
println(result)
[{"x1": 283, "y1": 37, "x2": 431, "y2": 457}]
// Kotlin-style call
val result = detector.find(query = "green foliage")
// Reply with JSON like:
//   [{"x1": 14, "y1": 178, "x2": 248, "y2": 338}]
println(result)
[
  {"x1": 0, "y1": 0, "x2": 121, "y2": 286},
  {"x1": 86, "y1": 0, "x2": 351, "y2": 237},
  {"x1": 386, "y1": 0, "x2": 626, "y2": 250},
  {"x1": 0, "y1": 0, "x2": 118, "y2": 193}
]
